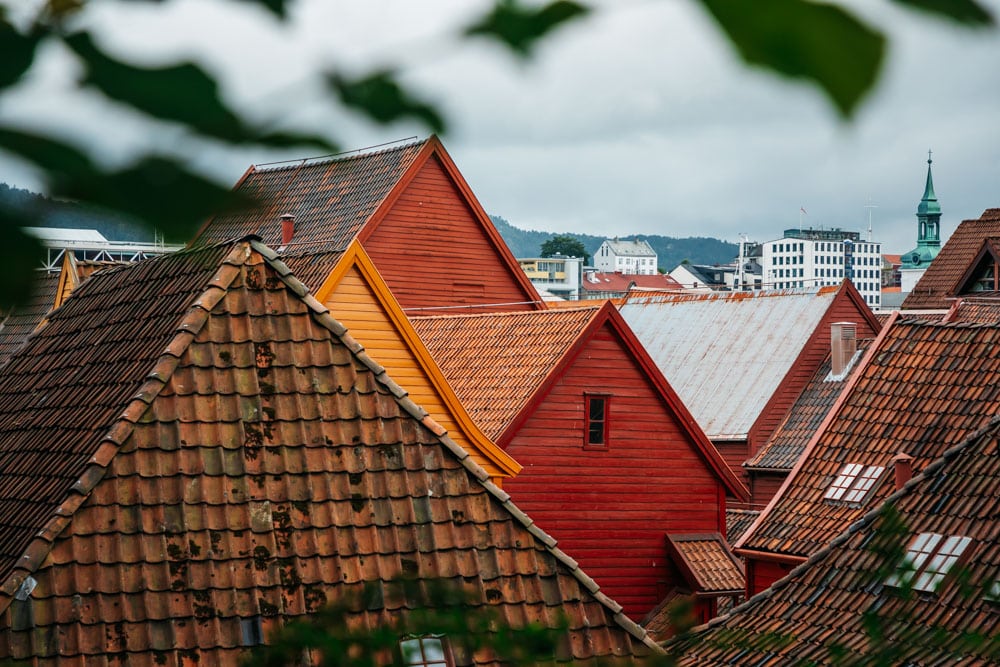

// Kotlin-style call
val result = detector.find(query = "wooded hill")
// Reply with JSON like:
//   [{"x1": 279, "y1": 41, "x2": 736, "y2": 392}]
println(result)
[{"x1": 491, "y1": 215, "x2": 738, "y2": 272}]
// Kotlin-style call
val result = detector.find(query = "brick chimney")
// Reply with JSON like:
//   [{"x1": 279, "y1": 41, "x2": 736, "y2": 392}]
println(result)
[
  {"x1": 893, "y1": 452, "x2": 914, "y2": 490},
  {"x1": 830, "y1": 322, "x2": 857, "y2": 377},
  {"x1": 280, "y1": 213, "x2": 295, "y2": 246}
]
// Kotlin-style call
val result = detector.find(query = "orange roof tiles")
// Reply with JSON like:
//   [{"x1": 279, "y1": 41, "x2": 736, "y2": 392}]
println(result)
[
  {"x1": 944, "y1": 295, "x2": 1000, "y2": 323},
  {"x1": 739, "y1": 316, "x2": 1000, "y2": 560},
  {"x1": 0, "y1": 239, "x2": 659, "y2": 664},
  {"x1": 411, "y1": 308, "x2": 598, "y2": 441},
  {"x1": 665, "y1": 534, "x2": 744, "y2": 594},
  {"x1": 674, "y1": 416, "x2": 1000, "y2": 664},
  {"x1": 580, "y1": 272, "x2": 683, "y2": 295},
  {"x1": 902, "y1": 208, "x2": 1000, "y2": 310}
]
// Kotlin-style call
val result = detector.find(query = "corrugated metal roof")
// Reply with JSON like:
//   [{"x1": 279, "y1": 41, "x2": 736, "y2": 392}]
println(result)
[
  {"x1": 605, "y1": 239, "x2": 656, "y2": 256},
  {"x1": 24, "y1": 227, "x2": 109, "y2": 244},
  {"x1": 619, "y1": 288, "x2": 837, "y2": 440}
]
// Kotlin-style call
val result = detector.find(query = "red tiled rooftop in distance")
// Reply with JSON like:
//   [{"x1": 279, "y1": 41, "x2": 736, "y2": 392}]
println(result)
[{"x1": 902, "y1": 208, "x2": 1000, "y2": 310}]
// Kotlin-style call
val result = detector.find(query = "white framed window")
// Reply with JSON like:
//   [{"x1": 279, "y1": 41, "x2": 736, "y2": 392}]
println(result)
[
  {"x1": 887, "y1": 533, "x2": 973, "y2": 593},
  {"x1": 824, "y1": 463, "x2": 885, "y2": 503},
  {"x1": 400, "y1": 636, "x2": 453, "y2": 667}
]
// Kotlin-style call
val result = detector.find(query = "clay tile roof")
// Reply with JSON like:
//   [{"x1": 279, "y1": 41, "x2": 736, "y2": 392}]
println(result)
[
  {"x1": 739, "y1": 316, "x2": 1000, "y2": 559},
  {"x1": 902, "y1": 208, "x2": 1000, "y2": 310},
  {"x1": 619, "y1": 288, "x2": 840, "y2": 441},
  {"x1": 411, "y1": 307, "x2": 599, "y2": 440},
  {"x1": 581, "y1": 272, "x2": 683, "y2": 294},
  {"x1": 746, "y1": 338, "x2": 874, "y2": 471},
  {"x1": 665, "y1": 534, "x2": 745, "y2": 594},
  {"x1": 945, "y1": 295, "x2": 1000, "y2": 323},
  {"x1": 725, "y1": 509, "x2": 760, "y2": 544},
  {"x1": 194, "y1": 140, "x2": 426, "y2": 251},
  {"x1": 0, "y1": 240, "x2": 660, "y2": 662},
  {"x1": 0, "y1": 272, "x2": 59, "y2": 366},
  {"x1": 674, "y1": 416, "x2": 1000, "y2": 665}
]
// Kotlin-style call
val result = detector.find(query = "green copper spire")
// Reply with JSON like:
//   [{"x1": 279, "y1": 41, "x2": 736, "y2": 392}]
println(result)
[
  {"x1": 902, "y1": 150, "x2": 942, "y2": 270},
  {"x1": 918, "y1": 149, "x2": 941, "y2": 216}
]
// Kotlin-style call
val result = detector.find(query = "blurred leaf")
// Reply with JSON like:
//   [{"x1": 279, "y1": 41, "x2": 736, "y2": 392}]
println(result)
[
  {"x1": 0, "y1": 127, "x2": 97, "y2": 182},
  {"x1": 890, "y1": 0, "x2": 994, "y2": 26},
  {"x1": 0, "y1": 206, "x2": 46, "y2": 309},
  {"x1": 328, "y1": 70, "x2": 445, "y2": 133},
  {"x1": 0, "y1": 17, "x2": 41, "y2": 89},
  {"x1": 119, "y1": 0, "x2": 292, "y2": 20},
  {"x1": 698, "y1": 0, "x2": 885, "y2": 118},
  {"x1": 56, "y1": 156, "x2": 256, "y2": 242},
  {"x1": 64, "y1": 32, "x2": 335, "y2": 151},
  {"x1": 465, "y1": 0, "x2": 590, "y2": 57}
]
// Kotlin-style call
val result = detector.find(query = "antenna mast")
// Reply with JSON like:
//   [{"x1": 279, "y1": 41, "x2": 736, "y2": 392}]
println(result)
[{"x1": 864, "y1": 197, "x2": 878, "y2": 242}]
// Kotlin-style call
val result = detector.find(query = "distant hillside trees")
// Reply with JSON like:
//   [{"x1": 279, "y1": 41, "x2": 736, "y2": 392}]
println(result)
[
  {"x1": 540, "y1": 234, "x2": 589, "y2": 263},
  {"x1": 490, "y1": 215, "x2": 738, "y2": 272},
  {"x1": 0, "y1": 183, "x2": 155, "y2": 242}
]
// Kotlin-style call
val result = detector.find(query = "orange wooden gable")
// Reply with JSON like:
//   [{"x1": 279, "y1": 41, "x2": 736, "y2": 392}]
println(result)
[{"x1": 314, "y1": 241, "x2": 521, "y2": 482}]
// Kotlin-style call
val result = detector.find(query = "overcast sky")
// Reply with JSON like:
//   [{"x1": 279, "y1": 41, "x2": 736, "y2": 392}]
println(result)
[{"x1": 2, "y1": 0, "x2": 999, "y2": 253}]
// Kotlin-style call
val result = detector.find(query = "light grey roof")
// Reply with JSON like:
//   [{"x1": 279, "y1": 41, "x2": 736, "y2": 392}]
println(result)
[
  {"x1": 604, "y1": 239, "x2": 656, "y2": 257},
  {"x1": 619, "y1": 288, "x2": 837, "y2": 440}
]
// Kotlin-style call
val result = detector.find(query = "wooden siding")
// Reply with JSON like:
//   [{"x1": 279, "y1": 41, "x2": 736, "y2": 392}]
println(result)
[
  {"x1": 322, "y1": 265, "x2": 511, "y2": 480},
  {"x1": 364, "y1": 156, "x2": 537, "y2": 313},
  {"x1": 713, "y1": 441, "x2": 750, "y2": 487},
  {"x1": 502, "y1": 325, "x2": 725, "y2": 621},
  {"x1": 749, "y1": 471, "x2": 786, "y2": 508},
  {"x1": 746, "y1": 558, "x2": 794, "y2": 597},
  {"x1": 746, "y1": 288, "x2": 880, "y2": 459}
]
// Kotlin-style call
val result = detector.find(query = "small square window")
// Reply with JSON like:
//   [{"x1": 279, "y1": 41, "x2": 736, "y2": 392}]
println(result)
[
  {"x1": 584, "y1": 394, "x2": 609, "y2": 448},
  {"x1": 887, "y1": 532, "x2": 973, "y2": 593},
  {"x1": 400, "y1": 636, "x2": 453, "y2": 667},
  {"x1": 824, "y1": 464, "x2": 884, "y2": 503}
]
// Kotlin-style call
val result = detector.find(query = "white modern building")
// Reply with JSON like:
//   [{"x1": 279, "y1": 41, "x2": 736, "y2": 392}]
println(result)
[
  {"x1": 517, "y1": 255, "x2": 584, "y2": 301},
  {"x1": 25, "y1": 227, "x2": 184, "y2": 271},
  {"x1": 761, "y1": 228, "x2": 882, "y2": 308},
  {"x1": 593, "y1": 238, "x2": 657, "y2": 275}
]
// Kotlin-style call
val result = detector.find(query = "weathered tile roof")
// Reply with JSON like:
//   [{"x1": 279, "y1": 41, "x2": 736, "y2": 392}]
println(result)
[
  {"x1": 944, "y1": 295, "x2": 1000, "y2": 323},
  {"x1": 0, "y1": 272, "x2": 59, "y2": 366},
  {"x1": 665, "y1": 534, "x2": 744, "y2": 595},
  {"x1": 725, "y1": 509, "x2": 760, "y2": 545},
  {"x1": 902, "y1": 208, "x2": 1000, "y2": 310},
  {"x1": 0, "y1": 239, "x2": 659, "y2": 663},
  {"x1": 745, "y1": 339, "x2": 874, "y2": 471},
  {"x1": 738, "y1": 316, "x2": 1000, "y2": 559},
  {"x1": 411, "y1": 307, "x2": 599, "y2": 441},
  {"x1": 580, "y1": 272, "x2": 683, "y2": 294},
  {"x1": 618, "y1": 288, "x2": 841, "y2": 441},
  {"x1": 195, "y1": 141, "x2": 426, "y2": 250},
  {"x1": 673, "y1": 416, "x2": 1000, "y2": 664}
]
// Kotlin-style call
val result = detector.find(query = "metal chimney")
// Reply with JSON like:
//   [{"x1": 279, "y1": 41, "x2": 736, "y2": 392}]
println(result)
[
  {"x1": 280, "y1": 213, "x2": 295, "y2": 246},
  {"x1": 831, "y1": 322, "x2": 857, "y2": 376}
]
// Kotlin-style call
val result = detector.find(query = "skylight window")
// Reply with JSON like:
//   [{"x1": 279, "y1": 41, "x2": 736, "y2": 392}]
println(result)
[
  {"x1": 887, "y1": 532, "x2": 973, "y2": 593},
  {"x1": 824, "y1": 463, "x2": 885, "y2": 503},
  {"x1": 400, "y1": 636, "x2": 452, "y2": 667}
]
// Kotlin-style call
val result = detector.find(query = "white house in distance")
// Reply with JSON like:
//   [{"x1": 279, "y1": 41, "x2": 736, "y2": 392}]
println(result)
[
  {"x1": 594, "y1": 238, "x2": 658, "y2": 275},
  {"x1": 761, "y1": 227, "x2": 882, "y2": 309}
]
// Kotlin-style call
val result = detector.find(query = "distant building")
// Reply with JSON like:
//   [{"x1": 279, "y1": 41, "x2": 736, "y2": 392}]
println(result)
[
  {"x1": 580, "y1": 270, "x2": 683, "y2": 300},
  {"x1": 594, "y1": 238, "x2": 658, "y2": 275},
  {"x1": 669, "y1": 263, "x2": 735, "y2": 291},
  {"x1": 517, "y1": 254, "x2": 584, "y2": 300},
  {"x1": 761, "y1": 228, "x2": 882, "y2": 309},
  {"x1": 25, "y1": 226, "x2": 183, "y2": 271},
  {"x1": 899, "y1": 153, "x2": 943, "y2": 293}
]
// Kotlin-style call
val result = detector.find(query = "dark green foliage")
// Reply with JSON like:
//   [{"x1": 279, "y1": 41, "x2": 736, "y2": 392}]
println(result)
[
  {"x1": 698, "y1": 0, "x2": 885, "y2": 118},
  {"x1": 889, "y1": 0, "x2": 994, "y2": 26},
  {"x1": 0, "y1": 183, "x2": 155, "y2": 242},
  {"x1": 328, "y1": 70, "x2": 445, "y2": 134},
  {"x1": 0, "y1": 12, "x2": 40, "y2": 89},
  {"x1": 465, "y1": 0, "x2": 591, "y2": 57},
  {"x1": 491, "y1": 215, "x2": 738, "y2": 271},
  {"x1": 540, "y1": 233, "x2": 589, "y2": 262}
]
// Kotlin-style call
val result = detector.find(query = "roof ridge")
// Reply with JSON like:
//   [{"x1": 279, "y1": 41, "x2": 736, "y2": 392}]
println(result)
[
  {"x1": 252, "y1": 137, "x2": 427, "y2": 173},
  {"x1": 409, "y1": 305, "x2": 599, "y2": 322},
  {"x1": 0, "y1": 240, "x2": 254, "y2": 611},
  {"x1": 684, "y1": 411, "x2": 1000, "y2": 642},
  {"x1": 248, "y1": 240, "x2": 662, "y2": 653}
]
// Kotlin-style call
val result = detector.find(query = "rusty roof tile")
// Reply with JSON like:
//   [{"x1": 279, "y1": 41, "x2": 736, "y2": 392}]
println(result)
[
  {"x1": 665, "y1": 533, "x2": 744, "y2": 594},
  {"x1": 674, "y1": 417, "x2": 1000, "y2": 664},
  {"x1": 741, "y1": 317, "x2": 1000, "y2": 559},
  {"x1": 0, "y1": 272, "x2": 60, "y2": 366},
  {"x1": 0, "y1": 238, "x2": 660, "y2": 663}
]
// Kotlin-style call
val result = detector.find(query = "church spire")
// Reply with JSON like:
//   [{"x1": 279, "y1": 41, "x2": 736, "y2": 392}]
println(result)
[
  {"x1": 901, "y1": 150, "x2": 942, "y2": 270},
  {"x1": 918, "y1": 149, "x2": 941, "y2": 216}
]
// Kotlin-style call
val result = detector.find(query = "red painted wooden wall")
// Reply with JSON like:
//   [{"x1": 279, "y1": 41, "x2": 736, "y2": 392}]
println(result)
[
  {"x1": 364, "y1": 155, "x2": 538, "y2": 314},
  {"x1": 501, "y1": 323, "x2": 726, "y2": 621},
  {"x1": 746, "y1": 558, "x2": 795, "y2": 597}
]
